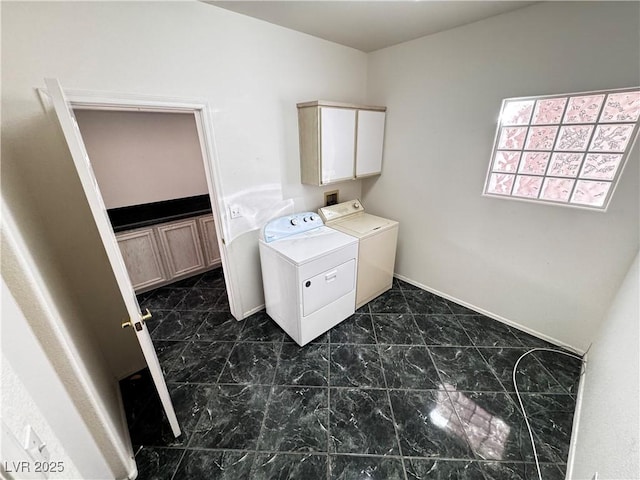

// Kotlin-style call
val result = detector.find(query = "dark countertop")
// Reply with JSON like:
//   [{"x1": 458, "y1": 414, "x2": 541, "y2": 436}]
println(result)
[{"x1": 109, "y1": 195, "x2": 212, "y2": 233}]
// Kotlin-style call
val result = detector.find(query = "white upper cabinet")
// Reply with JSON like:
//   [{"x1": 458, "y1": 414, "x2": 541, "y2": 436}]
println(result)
[
  {"x1": 355, "y1": 109, "x2": 386, "y2": 177},
  {"x1": 298, "y1": 101, "x2": 386, "y2": 186},
  {"x1": 320, "y1": 107, "x2": 357, "y2": 184}
]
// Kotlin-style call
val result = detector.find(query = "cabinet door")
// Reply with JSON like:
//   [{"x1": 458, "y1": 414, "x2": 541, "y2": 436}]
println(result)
[
  {"x1": 320, "y1": 107, "x2": 357, "y2": 184},
  {"x1": 116, "y1": 228, "x2": 167, "y2": 291},
  {"x1": 198, "y1": 214, "x2": 221, "y2": 267},
  {"x1": 156, "y1": 219, "x2": 206, "y2": 278},
  {"x1": 355, "y1": 110, "x2": 386, "y2": 177}
]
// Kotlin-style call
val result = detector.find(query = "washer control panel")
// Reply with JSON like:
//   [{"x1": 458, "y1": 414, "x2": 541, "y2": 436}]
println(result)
[
  {"x1": 262, "y1": 212, "x2": 323, "y2": 243},
  {"x1": 318, "y1": 199, "x2": 365, "y2": 222}
]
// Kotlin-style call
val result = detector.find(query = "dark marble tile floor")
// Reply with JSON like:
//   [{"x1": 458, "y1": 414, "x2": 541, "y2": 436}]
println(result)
[{"x1": 121, "y1": 268, "x2": 583, "y2": 479}]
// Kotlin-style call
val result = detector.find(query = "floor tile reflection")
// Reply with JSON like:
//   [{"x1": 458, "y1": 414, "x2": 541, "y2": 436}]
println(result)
[{"x1": 123, "y1": 269, "x2": 582, "y2": 479}]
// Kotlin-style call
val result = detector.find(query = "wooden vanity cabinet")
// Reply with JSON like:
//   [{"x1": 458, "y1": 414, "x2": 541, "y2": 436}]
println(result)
[
  {"x1": 116, "y1": 228, "x2": 168, "y2": 292},
  {"x1": 198, "y1": 214, "x2": 221, "y2": 267},
  {"x1": 116, "y1": 213, "x2": 221, "y2": 293},
  {"x1": 156, "y1": 218, "x2": 206, "y2": 278}
]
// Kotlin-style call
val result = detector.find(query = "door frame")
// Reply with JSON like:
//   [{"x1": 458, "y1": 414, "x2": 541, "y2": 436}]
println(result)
[{"x1": 52, "y1": 88, "x2": 240, "y2": 320}]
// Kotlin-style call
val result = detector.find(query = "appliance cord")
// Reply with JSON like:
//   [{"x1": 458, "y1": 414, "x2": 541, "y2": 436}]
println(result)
[{"x1": 512, "y1": 347, "x2": 585, "y2": 480}]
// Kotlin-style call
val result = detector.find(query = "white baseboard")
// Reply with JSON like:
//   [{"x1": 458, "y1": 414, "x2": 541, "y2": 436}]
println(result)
[
  {"x1": 394, "y1": 273, "x2": 588, "y2": 478},
  {"x1": 241, "y1": 303, "x2": 266, "y2": 320},
  {"x1": 565, "y1": 351, "x2": 589, "y2": 480},
  {"x1": 393, "y1": 273, "x2": 584, "y2": 355}
]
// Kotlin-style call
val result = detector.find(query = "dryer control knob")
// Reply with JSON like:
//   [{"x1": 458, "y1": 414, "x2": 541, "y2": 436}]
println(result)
[
  {"x1": 353, "y1": 202, "x2": 360, "y2": 209},
  {"x1": 309, "y1": 215, "x2": 316, "y2": 221},
  {"x1": 290, "y1": 218, "x2": 299, "y2": 226}
]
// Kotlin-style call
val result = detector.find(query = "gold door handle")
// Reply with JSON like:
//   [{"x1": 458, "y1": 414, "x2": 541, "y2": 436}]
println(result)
[
  {"x1": 141, "y1": 309, "x2": 152, "y2": 322},
  {"x1": 122, "y1": 310, "x2": 152, "y2": 329}
]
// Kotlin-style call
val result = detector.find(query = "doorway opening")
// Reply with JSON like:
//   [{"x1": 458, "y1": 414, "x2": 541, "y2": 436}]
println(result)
[
  {"x1": 70, "y1": 101, "x2": 242, "y2": 457},
  {"x1": 46, "y1": 80, "x2": 239, "y2": 446},
  {"x1": 74, "y1": 109, "x2": 222, "y2": 285},
  {"x1": 64, "y1": 92, "x2": 238, "y2": 323}
]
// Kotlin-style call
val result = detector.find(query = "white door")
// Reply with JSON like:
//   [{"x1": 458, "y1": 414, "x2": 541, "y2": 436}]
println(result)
[{"x1": 45, "y1": 78, "x2": 181, "y2": 438}]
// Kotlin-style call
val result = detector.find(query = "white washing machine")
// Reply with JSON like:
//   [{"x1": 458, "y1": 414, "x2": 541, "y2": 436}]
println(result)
[
  {"x1": 319, "y1": 200, "x2": 398, "y2": 308},
  {"x1": 258, "y1": 212, "x2": 358, "y2": 346}
]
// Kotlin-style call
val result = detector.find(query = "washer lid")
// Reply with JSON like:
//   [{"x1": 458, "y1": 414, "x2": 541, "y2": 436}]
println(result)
[
  {"x1": 332, "y1": 213, "x2": 398, "y2": 238},
  {"x1": 265, "y1": 225, "x2": 357, "y2": 265}
]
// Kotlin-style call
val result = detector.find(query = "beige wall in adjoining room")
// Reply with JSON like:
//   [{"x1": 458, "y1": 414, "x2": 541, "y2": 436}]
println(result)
[{"x1": 74, "y1": 110, "x2": 209, "y2": 209}]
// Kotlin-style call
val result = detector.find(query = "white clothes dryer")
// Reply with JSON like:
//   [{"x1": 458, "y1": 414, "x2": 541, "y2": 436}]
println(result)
[
  {"x1": 319, "y1": 200, "x2": 398, "y2": 308},
  {"x1": 259, "y1": 212, "x2": 358, "y2": 346}
]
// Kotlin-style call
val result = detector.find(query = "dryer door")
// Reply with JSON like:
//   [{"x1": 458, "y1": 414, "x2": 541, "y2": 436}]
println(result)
[{"x1": 302, "y1": 259, "x2": 356, "y2": 317}]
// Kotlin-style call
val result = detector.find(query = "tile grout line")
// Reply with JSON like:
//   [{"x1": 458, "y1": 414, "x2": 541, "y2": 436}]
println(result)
[
  {"x1": 470, "y1": 339, "x2": 580, "y2": 464},
  {"x1": 453, "y1": 316, "x2": 517, "y2": 396},
  {"x1": 458, "y1": 322, "x2": 574, "y2": 465},
  {"x1": 469, "y1": 344, "x2": 516, "y2": 398},
  {"x1": 214, "y1": 337, "x2": 241, "y2": 385},
  {"x1": 147, "y1": 285, "x2": 200, "y2": 455},
  {"x1": 410, "y1": 307, "x2": 491, "y2": 480},
  {"x1": 179, "y1": 306, "x2": 245, "y2": 450},
  {"x1": 436, "y1": 309, "x2": 561, "y2": 473},
  {"x1": 462, "y1": 345, "x2": 544, "y2": 465},
  {"x1": 170, "y1": 335, "x2": 280, "y2": 461},
  {"x1": 529, "y1": 350, "x2": 583, "y2": 397},
  {"x1": 326, "y1": 324, "x2": 332, "y2": 480},
  {"x1": 249, "y1": 337, "x2": 285, "y2": 477},
  {"x1": 178, "y1": 389, "x2": 199, "y2": 450},
  {"x1": 425, "y1": 349, "x2": 491, "y2": 480},
  {"x1": 168, "y1": 448, "x2": 188, "y2": 480},
  {"x1": 375, "y1": 288, "x2": 409, "y2": 480},
  {"x1": 513, "y1": 391, "x2": 577, "y2": 464},
  {"x1": 137, "y1": 444, "x2": 570, "y2": 466},
  {"x1": 152, "y1": 275, "x2": 228, "y2": 476},
  {"x1": 159, "y1": 339, "x2": 193, "y2": 386},
  {"x1": 191, "y1": 309, "x2": 214, "y2": 342},
  {"x1": 169, "y1": 380, "x2": 555, "y2": 395},
  {"x1": 133, "y1": 275, "x2": 580, "y2": 478}
]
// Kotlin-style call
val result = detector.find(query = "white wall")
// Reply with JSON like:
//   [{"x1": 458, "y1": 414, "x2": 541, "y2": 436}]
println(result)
[
  {"x1": 1, "y1": 201, "x2": 135, "y2": 479},
  {"x1": 364, "y1": 1, "x2": 639, "y2": 351},
  {"x1": 74, "y1": 110, "x2": 209, "y2": 209},
  {"x1": 1, "y1": 0, "x2": 367, "y2": 384},
  {"x1": 1, "y1": 279, "x2": 105, "y2": 480},
  {"x1": 570, "y1": 252, "x2": 639, "y2": 479},
  {"x1": 2, "y1": 4, "x2": 366, "y2": 476}
]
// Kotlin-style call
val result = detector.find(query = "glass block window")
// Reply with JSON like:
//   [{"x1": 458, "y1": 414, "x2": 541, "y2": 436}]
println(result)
[{"x1": 484, "y1": 87, "x2": 640, "y2": 210}]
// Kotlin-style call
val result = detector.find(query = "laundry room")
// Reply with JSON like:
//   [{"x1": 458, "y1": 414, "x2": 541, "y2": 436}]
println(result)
[{"x1": 1, "y1": 2, "x2": 638, "y2": 480}]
